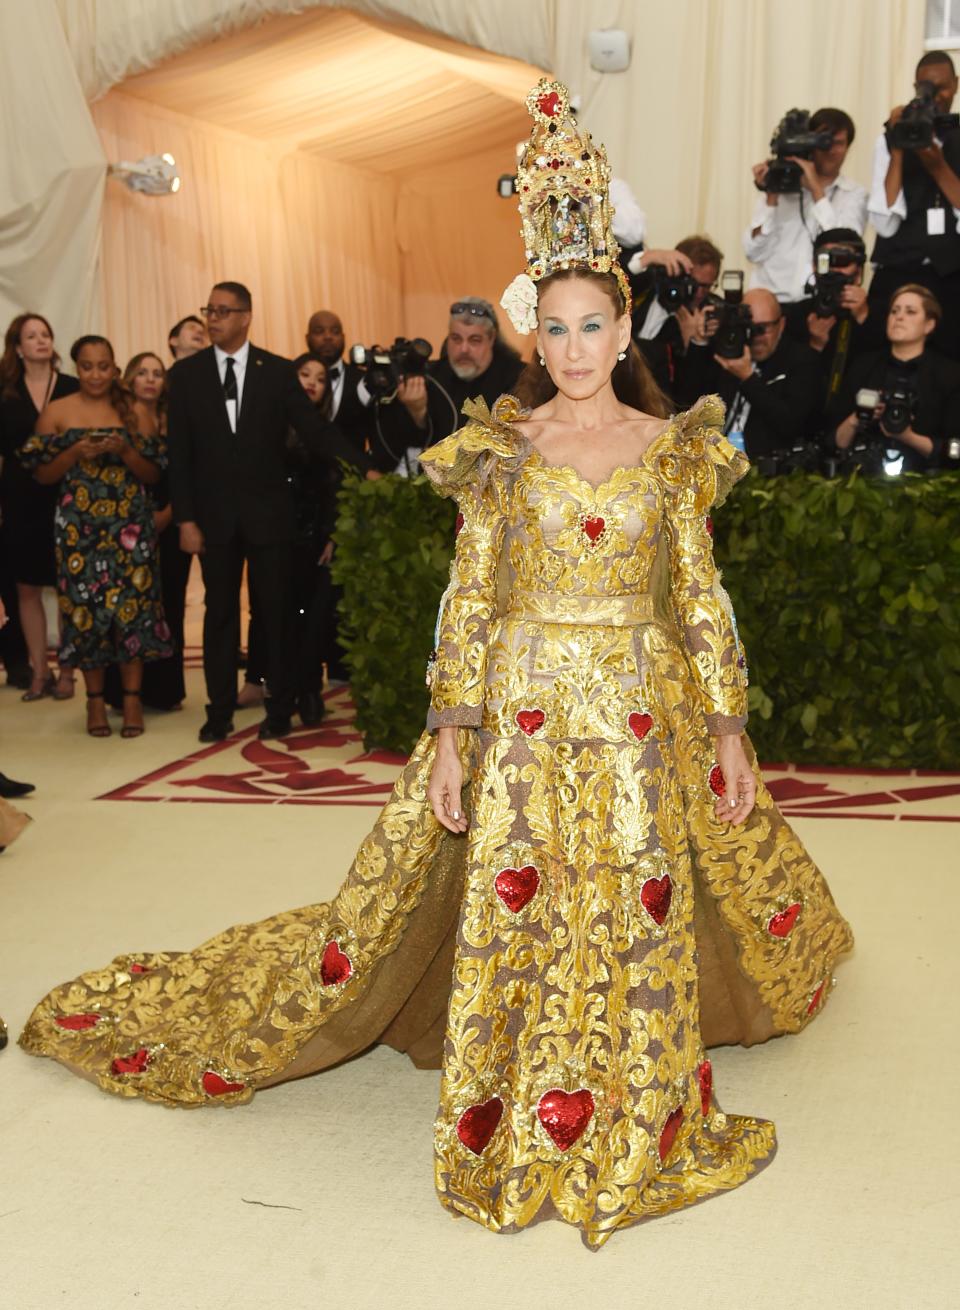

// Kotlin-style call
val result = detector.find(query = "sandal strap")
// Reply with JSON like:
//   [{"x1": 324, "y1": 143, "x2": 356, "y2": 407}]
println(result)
[
  {"x1": 122, "y1": 689, "x2": 142, "y2": 698},
  {"x1": 86, "y1": 691, "x2": 105, "y2": 700}
]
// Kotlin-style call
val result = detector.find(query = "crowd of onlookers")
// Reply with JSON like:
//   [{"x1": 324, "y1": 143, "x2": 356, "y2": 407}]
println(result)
[{"x1": 1, "y1": 47, "x2": 959, "y2": 760}]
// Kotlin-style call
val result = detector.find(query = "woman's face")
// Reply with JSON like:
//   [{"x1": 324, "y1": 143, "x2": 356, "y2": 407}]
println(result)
[
  {"x1": 887, "y1": 292, "x2": 935, "y2": 347},
  {"x1": 297, "y1": 358, "x2": 327, "y2": 405},
  {"x1": 20, "y1": 318, "x2": 53, "y2": 364},
  {"x1": 76, "y1": 344, "x2": 117, "y2": 398},
  {"x1": 536, "y1": 277, "x2": 630, "y2": 401},
  {"x1": 130, "y1": 355, "x2": 165, "y2": 403}
]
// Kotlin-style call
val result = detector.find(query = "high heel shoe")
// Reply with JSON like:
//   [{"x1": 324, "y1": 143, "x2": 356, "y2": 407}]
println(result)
[
  {"x1": 21, "y1": 672, "x2": 55, "y2": 702},
  {"x1": 120, "y1": 690, "x2": 145, "y2": 739},
  {"x1": 86, "y1": 691, "x2": 112, "y2": 738},
  {"x1": 51, "y1": 670, "x2": 76, "y2": 701}
]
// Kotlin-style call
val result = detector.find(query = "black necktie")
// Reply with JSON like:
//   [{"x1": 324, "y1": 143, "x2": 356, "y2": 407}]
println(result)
[{"x1": 223, "y1": 356, "x2": 238, "y2": 404}]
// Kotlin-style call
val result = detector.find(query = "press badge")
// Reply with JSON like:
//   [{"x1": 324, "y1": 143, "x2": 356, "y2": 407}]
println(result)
[{"x1": 928, "y1": 206, "x2": 947, "y2": 235}]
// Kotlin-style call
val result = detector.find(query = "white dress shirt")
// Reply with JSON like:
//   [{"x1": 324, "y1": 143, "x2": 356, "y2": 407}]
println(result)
[
  {"x1": 214, "y1": 340, "x2": 250, "y2": 432},
  {"x1": 742, "y1": 174, "x2": 868, "y2": 302},
  {"x1": 867, "y1": 129, "x2": 960, "y2": 244}
]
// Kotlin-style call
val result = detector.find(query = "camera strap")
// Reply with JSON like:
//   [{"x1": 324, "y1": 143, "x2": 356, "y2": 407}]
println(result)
[{"x1": 826, "y1": 316, "x2": 853, "y2": 405}]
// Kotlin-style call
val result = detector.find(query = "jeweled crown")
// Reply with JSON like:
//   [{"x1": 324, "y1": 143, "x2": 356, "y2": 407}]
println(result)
[{"x1": 500, "y1": 79, "x2": 630, "y2": 333}]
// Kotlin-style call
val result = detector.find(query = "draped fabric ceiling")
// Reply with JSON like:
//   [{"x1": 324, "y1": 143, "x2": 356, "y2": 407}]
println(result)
[{"x1": 1, "y1": 0, "x2": 926, "y2": 371}]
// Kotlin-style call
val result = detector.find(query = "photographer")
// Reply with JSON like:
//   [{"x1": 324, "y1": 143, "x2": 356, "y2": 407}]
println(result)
[
  {"x1": 868, "y1": 51, "x2": 960, "y2": 361},
  {"x1": 629, "y1": 236, "x2": 723, "y2": 405},
  {"x1": 784, "y1": 228, "x2": 872, "y2": 405},
  {"x1": 831, "y1": 285, "x2": 960, "y2": 474},
  {"x1": 744, "y1": 108, "x2": 867, "y2": 303},
  {"x1": 684, "y1": 287, "x2": 823, "y2": 463},
  {"x1": 377, "y1": 298, "x2": 523, "y2": 470}
]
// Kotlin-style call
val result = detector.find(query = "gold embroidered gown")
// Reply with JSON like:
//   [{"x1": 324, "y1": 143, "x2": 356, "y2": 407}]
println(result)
[{"x1": 20, "y1": 395, "x2": 852, "y2": 1249}]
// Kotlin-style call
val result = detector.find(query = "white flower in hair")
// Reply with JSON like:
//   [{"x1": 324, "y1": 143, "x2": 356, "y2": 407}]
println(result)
[{"x1": 500, "y1": 273, "x2": 539, "y2": 335}]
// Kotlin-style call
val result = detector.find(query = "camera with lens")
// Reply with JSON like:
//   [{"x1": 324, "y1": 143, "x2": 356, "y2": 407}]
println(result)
[
  {"x1": 809, "y1": 245, "x2": 866, "y2": 318},
  {"x1": 649, "y1": 265, "x2": 699, "y2": 313},
  {"x1": 888, "y1": 80, "x2": 960, "y2": 150},
  {"x1": 349, "y1": 337, "x2": 432, "y2": 401},
  {"x1": 854, "y1": 377, "x2": 917, "y2": 438},
  {"x1": 703, "y1": 270, "x2": 755, "y2": 358},
  {"x1": 757, "y1": 109, "x2": 834, "y2": 195}
]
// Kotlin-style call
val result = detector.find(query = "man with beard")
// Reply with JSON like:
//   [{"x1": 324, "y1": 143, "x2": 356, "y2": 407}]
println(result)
[{"x1": 379, "y1": 298, "x2": 523, "y2": 471}]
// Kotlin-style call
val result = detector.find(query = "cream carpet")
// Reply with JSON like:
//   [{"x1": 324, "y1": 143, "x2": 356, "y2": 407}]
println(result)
[{"x1": 2, "y1": 667, "x2": 958, "y2": 1310}]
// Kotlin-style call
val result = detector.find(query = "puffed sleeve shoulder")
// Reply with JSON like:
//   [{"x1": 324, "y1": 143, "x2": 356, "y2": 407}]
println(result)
[
  {"x1": 418, "y1": 394, "x2": 528, "y2": 499},
  {"x1": 649, "y1": 394, "x2": 749, "y2": 514}
]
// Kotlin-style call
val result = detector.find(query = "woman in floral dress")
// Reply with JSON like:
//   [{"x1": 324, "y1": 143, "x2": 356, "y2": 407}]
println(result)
[{"x1": 20, "y1": 335, "x2": 171, "y2": 737}]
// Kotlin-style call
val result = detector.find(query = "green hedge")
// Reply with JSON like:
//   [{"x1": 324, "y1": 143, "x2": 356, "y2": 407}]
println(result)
[{"x1": 333, "y1": 469, "x2": 960, "y2": 767}]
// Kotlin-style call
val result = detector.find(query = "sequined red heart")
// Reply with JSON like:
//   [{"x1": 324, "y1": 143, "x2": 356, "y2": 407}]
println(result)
[
  {"x1": 202, "y1": 1070, "x2": 245, "y2": 1096},
  {"x1": 640, "y1": 874, "x2": 672, "y2": 925},
  {"x1": 582, "y1": 516, "x2": 605, "y2": 542},
  {"x1": 698, "y1": 1060, "x2": 713, "y2": 1117},
  {"x1": 537, "y1": 90, "x2": 561, "y2": 117},
  {"x1": 807, "y1": 980, "x2": 826, "y2": 1015},
  {"x1": 129, "y1": 963, "x2": 151, "y2": 974},
  {"x1": 515, "y1": 708, "x2": 545, "y2": 736},
  {"x1": 112, "y1": 1047, "x2": 150, "y2": 1076},
  {"x1": 456, "y1": 1096, "x2": 504, "y2": 1155},
  {"x1": 705, "y1": 516, "x2": 714, "y2": 537},
  {"x1": 537, "y1": 1088, "x2": 595, "y2": 1151},
  {"x1": 659, "y1": 1106, "x2": 684, "y2": 1162},
  {"x1": 320, "y1": 940, "x2": 353, "y2": 987},
  {"x1": 454, "y1": 511, "x2": 464, "y2": 537},
  {"x1": 55, "y1": 1013, "x2": 100, "y2": 1031},
  {"x1": 628, "y1": 711, "x2": 653, "y2": 741},
  {"x1": 494, "y1": 864, "x2": 540, "y2": 913},
  {"x1": 708, "y1": 764, "x2": 726, "y2": 797},
  {"x1": 768, "y1": 902, "x2": 802, "y2": 938}
]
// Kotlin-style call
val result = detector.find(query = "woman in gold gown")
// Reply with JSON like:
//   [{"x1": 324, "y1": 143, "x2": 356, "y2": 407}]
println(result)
[{"x1": 19, "y1": 80, "x2": 852, "y2": 1250}]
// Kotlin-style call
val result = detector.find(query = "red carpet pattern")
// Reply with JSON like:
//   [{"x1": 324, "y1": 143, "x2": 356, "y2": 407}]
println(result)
[{"x1": 98, "y1": 683, "x2": 960, "y2": 820}]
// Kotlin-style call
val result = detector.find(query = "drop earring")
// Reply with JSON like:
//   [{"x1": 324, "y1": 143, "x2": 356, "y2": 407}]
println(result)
[{"x1": 539, "y1": 356, "x2": 546, "y2": 367}]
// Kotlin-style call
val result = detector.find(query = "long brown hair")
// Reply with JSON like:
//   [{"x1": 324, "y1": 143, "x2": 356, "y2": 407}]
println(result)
[
  {"x1": 123, "y1": 351, "x2": 168, "y2": 433},
  {"x1": 0, "y1": 312, "x2": 62, "y2": 401},
  {"x1": 514, "y1": 268, "x2": 671, "y2": 418},
  {"x1": 70, "y1": 335, "x2": 134, "y2": 430}
]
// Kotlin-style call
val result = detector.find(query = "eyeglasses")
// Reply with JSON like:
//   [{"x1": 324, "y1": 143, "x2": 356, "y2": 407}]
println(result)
[
  {"x1": 200, "y1": 305, "x2": 246, "y2": 320},
  {"x1": 450, "y1": 302, "x2": 495, "y2": 322}
]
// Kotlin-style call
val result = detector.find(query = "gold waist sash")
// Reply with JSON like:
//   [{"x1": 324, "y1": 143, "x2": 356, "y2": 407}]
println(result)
[{"x1": 504, "y1": 591, "x2": 655, "y2": 627}]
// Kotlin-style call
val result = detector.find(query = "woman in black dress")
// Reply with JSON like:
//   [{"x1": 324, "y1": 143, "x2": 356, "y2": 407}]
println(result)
[{"x1": 0, "y1": 314, "x2": 79, "y2": 701}]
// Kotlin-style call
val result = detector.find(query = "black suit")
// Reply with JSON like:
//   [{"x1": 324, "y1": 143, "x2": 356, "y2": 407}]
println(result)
[
  {"x1": 168, "y1": 343, "x2": 367, "y2": 723},
  {"x1": 328, "y1": 361, "x2": 374, "y2": 458}
]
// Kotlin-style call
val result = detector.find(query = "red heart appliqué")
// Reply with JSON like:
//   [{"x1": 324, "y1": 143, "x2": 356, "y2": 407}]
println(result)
[
  {"x1": 537, "y1": 90, "x2": 560, "y2": 117},
  {"x1": 112, "y1": 1048, "x2": 150, "y2": 1076},
  {"x1": 320, "y1": 940, "x2": 353, "y2": 987},
  {"x1": 768, "y1": 902, "x2": 802, "y2": 938},
  {"x1": 515, "y1": 709, "x2": 545, "y2": 736},
  {"x1": 456, "y1": 1097, "x2": 504, "y2": 1155},
  {"x1": 628, "y1": 711, "x2": 653, "y2": 741},
  {"x1": 807, "y1": 980, "x2": 826, "y2": 1015},
  {"x1": 708, "y1": 764, "x2": 726, "y2": 797},
  {"x1": 129, "y1": 963, "x2": 152, "y2": 974},
  {"x1": 55, "y1": 1013, "x2": 101, "y2": 1031},
  {"x1": 705, "y1": 516, "x2": 714, "y2": 537},
  {"x1": 698, "y1": 1060, "x2": 713, "y2": 1117},
  {"x1": 494, "y1": 864, "x2": 540, "y2": 913},
  {"x1": 582, "y1": 516, "x2": 605, "y2": 543},
  {"x1": 536, "y1": 1088, "x2": 595, "y2": 1151},
  {"x1": 659, "y1": 1106, "x2": 684, "y2": 1162},
  {"x1": 640, "y1": 874, "x2": 673, "y2": 926},
  {"x1": 202, "y1": 1070, "x2": 245, "y2": 1097},
  {"x1": 454, "y1": 511, "x2": 464, "y2": 537}
]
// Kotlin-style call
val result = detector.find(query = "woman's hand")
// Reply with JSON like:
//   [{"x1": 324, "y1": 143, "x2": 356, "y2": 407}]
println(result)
[
  {"x1": 427, "y1": 731, "x2": 468, "y2": 833},
  {"x1": 712, "y1": 734, "x2": 756, "y2": 826},
  {"x1": 101, "y1": 432, "x2": 128, "y2": 456},
  {"x1": 318, "y1": 539, "x2": 334, "y2": 566},
  {"x1": 72, "y1": 435, "x2": 104, "y2": 462}
]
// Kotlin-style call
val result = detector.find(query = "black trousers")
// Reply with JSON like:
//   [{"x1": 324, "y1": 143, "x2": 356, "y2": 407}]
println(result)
[
  {"x1": 245, "y1": 542, "x2": 334, "y2": 697},
  {"x1": 200, "y1": 536, "x2": 293, "y2": 722},
  {"x1": 867, "y1": 264, "x2": 960, "y2": 361}
]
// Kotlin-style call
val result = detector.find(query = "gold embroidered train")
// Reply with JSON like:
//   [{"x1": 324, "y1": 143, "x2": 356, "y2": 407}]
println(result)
[{"x1": 20, "y1": 394, "x2": 852, "y2": 1249}]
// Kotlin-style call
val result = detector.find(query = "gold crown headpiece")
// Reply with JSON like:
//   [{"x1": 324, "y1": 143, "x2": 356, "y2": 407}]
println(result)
[{"x1": 500, "y1": 79, "x2": 631, "y2": 334}]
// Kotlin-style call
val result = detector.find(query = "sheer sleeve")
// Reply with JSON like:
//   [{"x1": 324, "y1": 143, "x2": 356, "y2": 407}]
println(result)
[
  {"x1": 418, "y1": 397, "x2": 522, "y2": 731},
  {"x1": 657, "y1": 396, "x2": 750, "y2": 736}
]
